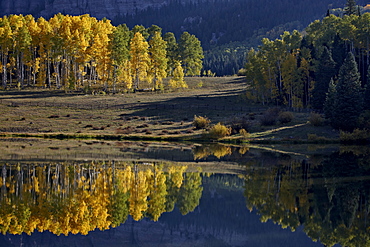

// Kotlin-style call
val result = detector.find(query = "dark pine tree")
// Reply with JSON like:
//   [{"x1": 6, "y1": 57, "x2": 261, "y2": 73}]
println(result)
[
  {"x1": 311, "y1": 46, "x2": 336, "y2": 110},
  {"x1": 331, "y1": 52, "x2": 363, "y2": 131},
  {"x1": 364, "y1": 65, "x2": 370, "y2": 110},
  {"x1": 324, "y1": 78, "x2": 337, "y2": 123},
  {"x1": 331, "y1": 34, "x2": 346, "y2": 74},
  {"x1": 344, "y1": 0, "x2": 357, "y2": 16}
]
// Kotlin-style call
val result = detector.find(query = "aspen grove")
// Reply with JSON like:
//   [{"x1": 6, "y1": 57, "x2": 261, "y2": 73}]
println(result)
[{"x1": 0, "y1": 14, "x2": 203, "y2": 92}]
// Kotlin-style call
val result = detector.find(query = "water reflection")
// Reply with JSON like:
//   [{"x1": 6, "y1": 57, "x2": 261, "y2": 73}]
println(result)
[
  {"x1": 1, "y1": 141, "x2": 370, "y2": 247},
  {"x1": 0, "y1": 162, "x2": 202, "y2": 236},
  {"x1": 244, "y1": 148, "x2": 370, "y2": 247}
]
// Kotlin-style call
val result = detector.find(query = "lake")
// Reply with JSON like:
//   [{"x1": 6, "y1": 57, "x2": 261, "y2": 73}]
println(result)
[{"x1": 0, "y1": 138, "x2": 369, "y2": 247}]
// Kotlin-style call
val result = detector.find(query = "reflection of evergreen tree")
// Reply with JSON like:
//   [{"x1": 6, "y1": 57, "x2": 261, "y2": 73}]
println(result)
[
  {"x1": 110, "y1": 185, "x2": 129, "y2": 227},
  {"x1": 243, "y1": 149, "x2": 370, "y2": 247},
  {"x1": 177, "y1": 173, "x2": 203, "y2": 215},
  {"x1": 165, "y1": 178, "x2": 180, "y2": 213}
]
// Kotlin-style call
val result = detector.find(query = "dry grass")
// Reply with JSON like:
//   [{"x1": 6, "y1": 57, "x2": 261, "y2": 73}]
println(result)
[
  {"x1": 0, "y1": 76, "x2": 340, "y2": 143},
  {"x1": 0, "y1": 77, "x2": 249, "y2": 137}
]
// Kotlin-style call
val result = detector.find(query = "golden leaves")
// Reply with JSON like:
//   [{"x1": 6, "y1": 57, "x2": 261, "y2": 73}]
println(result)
[{"x1": 0, "y1": 162, "x2": 195, "y2": 235}]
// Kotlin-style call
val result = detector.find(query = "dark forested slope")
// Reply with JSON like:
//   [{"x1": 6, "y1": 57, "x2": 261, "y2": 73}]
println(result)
[
  {"x1": 1, "y1": 0, "x2": 368, "y2": 75},
  {"x1": 119, "y1": 0, "x2": 368, "y2": 75}
]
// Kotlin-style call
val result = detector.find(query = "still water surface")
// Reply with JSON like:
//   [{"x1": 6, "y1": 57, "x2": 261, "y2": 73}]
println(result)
[{"x1": 0, "y1": 139, "x2": 368, "y2": 247}]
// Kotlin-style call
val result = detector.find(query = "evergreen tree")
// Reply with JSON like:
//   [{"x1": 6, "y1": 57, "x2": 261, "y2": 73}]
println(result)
[
  {"x1": 147, "y1": 24, "x2": 162, "y2": 39},
  {"x1": 131, "y1": 25, "x2": 149, "y2": 40},
  {"x1": 178, "y1": 32, "x2": 204, "y2": 76},
  {"x1": 364, "y1": 65, "x2": 370, "y2": 110},
  {"x1": 163, "y1": 32, "x2": 179, "y2": 76},
  {"x1": 311, "y1": 47, "x2": 336, "y2": 110},
  {"x1": 111, "y1": 24, "x2": 130, "y2": 65},
  {"x1": 324, "y1": 78, "x2": 337, "y2": 122},
  {"x1": 110, "y1": 24, "x2": 130, "y2": 92},
  {"x1": 331, "y1": 34, "x2": 346, "y2": 74},
  {"x1": 344, "y1": 0, "x2": 357, "y2": 16},
  {"x1": 331, "y1": 52, "x2": 363, "y2": 130}
]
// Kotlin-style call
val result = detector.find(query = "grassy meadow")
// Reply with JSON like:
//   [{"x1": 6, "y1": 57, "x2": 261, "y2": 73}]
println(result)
[{"x1": 0, "y1": 76, "x2": 339, "y2": 143}]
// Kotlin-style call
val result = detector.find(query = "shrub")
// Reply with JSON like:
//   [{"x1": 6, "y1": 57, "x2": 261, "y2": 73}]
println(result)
[
  {"x1": 193, "y1": 115, "x2": 211, "y2": 129},
  {"x1": 144, "y1": 129, "x2": 152, "y2": 134},
  {"x1": 239, "y1": 129, "x2": 250, "y2": 138},
  {"x1": 357, "y1": 110, "x2": 370, "y2": 129},
  {"x1": 340, "y1": 128, "x2": 370, "y2": 144},
  {"x1": 161, "y1": 121, "x2": 174, "y2": 125},
  {"x1": 116, "y1": 126, "x2": 134, "y2": 134},
  {"x1": 309, "y1": 112, "x2": 324, "y2": 126},
  {"x1": 260, "y1": 108, "x2": 280, "y2": 126},
  {"x1": 136, "y1": 124, "x2": 149, "y2": 128},
  {"x1": 230, "y1": 116, "x2": 251, "y2": 134},
  {"x1": 237, "y1": 68, "x2": 247, "y2": 76},
  {"x1": 278, "y1": 111, "x2": 294, "y2": 124},
  {"x1": 208, "y1": 123, "x2": 231, "y2": 139}
]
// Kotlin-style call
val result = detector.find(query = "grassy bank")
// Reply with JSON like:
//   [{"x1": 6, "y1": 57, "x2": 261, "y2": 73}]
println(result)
[{"x1": 0, "y1": 76, "x2": 340, "y2": 144}]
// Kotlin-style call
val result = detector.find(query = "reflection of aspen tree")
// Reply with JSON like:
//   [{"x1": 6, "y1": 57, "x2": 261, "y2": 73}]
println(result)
[
  {"x1": 147, "y1": 165, "x2": 167, "y2": 221},
  {"x1": 165, "y1": 166, "x2": 186, "y2": 212},
  {"x1": 129, "y1": 165, "x2": 151, "y2": 221},
  {"x1": 0, "y1": 162, "x2": 201, "y2": 235}
]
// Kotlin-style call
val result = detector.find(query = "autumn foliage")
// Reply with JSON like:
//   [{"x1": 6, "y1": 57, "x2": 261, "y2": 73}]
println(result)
[
  {"x1": 0, "y1": 162, "x2": 202, "y2": 235},
  {"x1": 0, "y1": 14, "x2": 203, "y2": 92}
]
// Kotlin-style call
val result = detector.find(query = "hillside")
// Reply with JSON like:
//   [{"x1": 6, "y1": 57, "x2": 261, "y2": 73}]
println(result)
[
  {"x1": 0, "y1": 0, "x2": 168, "y2": 19},
  {"x1": 120, "y1": 0, "x2": 364, "y2": 75},
  {"x1": 0, "y1": 0, "x2": 368, "y2": 75}
]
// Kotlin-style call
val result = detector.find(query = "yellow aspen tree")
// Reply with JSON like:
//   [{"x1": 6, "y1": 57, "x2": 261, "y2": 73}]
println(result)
[
  {"x1": 281, "y1": 53, "x2": 300, "y2": 107},
  {"x1": 23, "y1": 15, "x2": 38, "y2": 86},
  {"x1": 0, "y1": 17, "x2": 12, "y2": 88},
  {"x1": 36, "y1": 17, "x2": 53, "y2": 87},
  {"x1": 26, "y1": 15, "x2": 41, "y2": 86},
  {"x1": 59, "y1": 15, "x2": 74, "y2": 90},
  {"x1": 298, "y1": 57, "x2": 312, "y2": 108},
  {"x1": 149, "y1": 32, "x2": 168, "y2": 90},
  {"x1": 9, "y1": 15, "x2": 32, "y2": 88},
  {"x1": 88, "y1": 19, "x2": 114, "y2": 90},
  {"x1": 130, "y1": 32, "x2": 150, "y2": 90},
  {"x1": 118, "y1": 60, "x2": 133, "y2": 90},
  {"x1": 169, "y1": 61, "x2": 187, "y2": 89},
  {"x1": 71, "y1": 15, "x2": 94, "y2": 89},
  {"x1": 48, "y1": 14, "x2": 64, "y2": 88}
]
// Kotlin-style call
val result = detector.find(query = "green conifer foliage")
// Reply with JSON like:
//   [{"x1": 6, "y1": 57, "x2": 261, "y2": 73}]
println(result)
[
  {"x1": 331, "y1": 52, "x2": 363, "y2": 130},
  {"x1": 344, "y1": 0, "x2": 357, "y2": 16},
  {"x1": 311, "y1": 47, "x2": 336, "y2": 110},
  {"x1": 324, "y1": 78, "x2": 337, "y2": 123},
  {"x1": 111, "y1": 24, "x2": 130, "y2": 65},
  {"x1": 163, "y1": 32, "x2": 179, "y2": 76},
  {"x1": 178, "y1": 32, "x2": 204, "y2": 76},
  {"x1": 364, "y1": 65, "x2": 370, "y2": 110}
]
